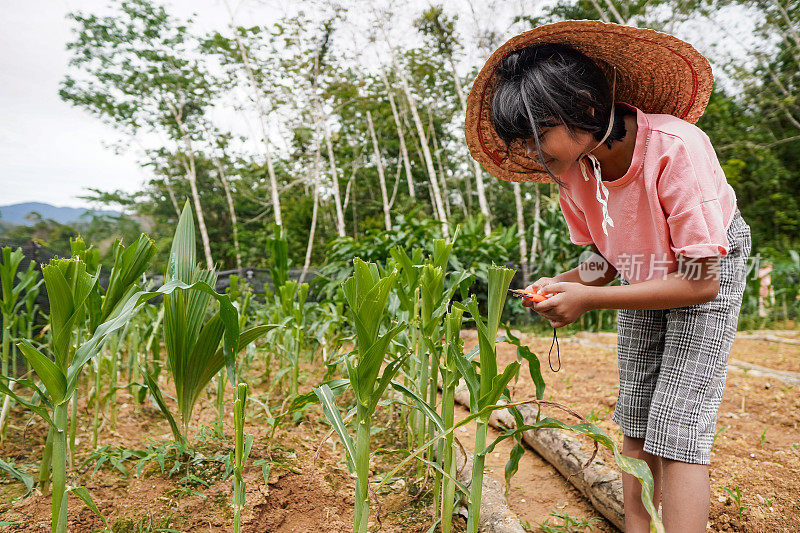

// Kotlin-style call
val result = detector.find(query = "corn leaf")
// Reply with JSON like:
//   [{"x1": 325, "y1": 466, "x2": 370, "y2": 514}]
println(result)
[
  {"x1": 313, "y1": 384, "x2": 356, "y2": 474},
  {"x1": 17, "y1": 341, "x2": 67, "y2": 405},
  {"x1": 390, "y1": 381, "x2": 444, "y2": 432},
  {"x1": 66, "y1": 486, "x2": 106, "y2": 526},
  {"x1": 0, "y1": 458, "x2": 33, "y2": 494},
  {"x1": 141, "y1": 368, "x2": 183, "y2": 443}
]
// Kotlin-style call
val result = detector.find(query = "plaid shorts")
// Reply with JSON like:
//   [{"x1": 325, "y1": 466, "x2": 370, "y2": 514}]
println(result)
[{"x1": 612, "y1": 210, "x2": 751, "y2": 464}]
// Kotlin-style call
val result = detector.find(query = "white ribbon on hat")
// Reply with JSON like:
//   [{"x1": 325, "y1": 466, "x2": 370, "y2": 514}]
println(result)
[{"x1": 579, "y1": 68, "x2": 617, "y2": 235}]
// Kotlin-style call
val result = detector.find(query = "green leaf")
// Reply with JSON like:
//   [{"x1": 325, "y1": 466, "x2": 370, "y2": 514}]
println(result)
[
  {"x1": 67, "y1": 486, "x2": 106, "y2": 526},
  {"x1": 313, "y1": 384, "x2": 356, "y2": 474},
  {"x1": 390, "y1": 381, "x2": 444, "y2": 432},
  {"x1": 504, "y1": 325, "x2": 545, "y2": 400},
  {"x1": 0, "y1": 458, "x2": 33, "y2": 494},
  {"x1": 141, "y1": 368, "x2": 183, "y2": 444},
  {"x1": 17, "y1": 341, "x2": 67, "y2": 405}
]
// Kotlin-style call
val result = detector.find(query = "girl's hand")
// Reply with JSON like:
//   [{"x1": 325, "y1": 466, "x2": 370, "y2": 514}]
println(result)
[
  {"x1": 531, "y1": 282, "x2": 596, "y2": 328},
  {"x1": 520, "y1": 277, "x2": 556, "y2": 309}
]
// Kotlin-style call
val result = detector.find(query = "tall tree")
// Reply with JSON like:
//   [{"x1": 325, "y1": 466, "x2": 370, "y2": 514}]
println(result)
[{"x1": 60, "y1": 0, "x2": 217, "y2": 268}]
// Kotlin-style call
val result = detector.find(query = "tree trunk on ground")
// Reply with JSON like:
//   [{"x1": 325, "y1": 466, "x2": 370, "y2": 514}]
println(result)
[
  {"x1": 513, "y1": 182, "x2": 529, "y2": 286},
  {"x1": 366, "y1": 110, "x2": 392, "y2": 230}
]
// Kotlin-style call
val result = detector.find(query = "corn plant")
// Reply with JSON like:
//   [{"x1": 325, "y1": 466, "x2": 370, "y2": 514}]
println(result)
[
  {"x1": 314, "y1": 258, "x2": 406, "y2": 533},
  {"x1": 440, "y1": 304, "x2": 464, "y2": 533},
  {"x1": 141, "y1": 201, "x2": 275, "y2": 444},
  {"x1": 232, "y1": 382, "x2": 251, "y2": 533},
  {"x1": 452, "y1": 265, "x2": 520, "y2": 533},
  {"x1": 0, "y1": 247, "x2": 41, "y2": 381}
]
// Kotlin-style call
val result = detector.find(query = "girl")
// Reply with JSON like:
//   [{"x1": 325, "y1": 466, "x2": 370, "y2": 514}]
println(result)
[{"x1": 465, "y1": 21, "x2": 751, "y2": 533}]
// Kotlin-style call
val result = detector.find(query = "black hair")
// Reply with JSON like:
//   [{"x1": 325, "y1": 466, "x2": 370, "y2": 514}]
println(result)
[{"x1": 490, "y1": 42, "x2": 633, "y2": 186}]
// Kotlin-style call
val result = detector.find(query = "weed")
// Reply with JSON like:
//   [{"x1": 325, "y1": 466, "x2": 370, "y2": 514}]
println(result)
[
  {"x1": 539, "y1": 510, "x2": 600, "y2": 532},
  {"x1": 760, "y1": 428, "x2": 768, "y2": 447}
]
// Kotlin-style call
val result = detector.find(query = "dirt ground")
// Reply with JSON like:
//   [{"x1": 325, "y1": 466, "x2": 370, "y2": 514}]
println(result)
[
  {"x1": 459, "y1": 328, "x2": 800, "y2": 532},
  {"x1": 0, "y1": 327, "x2": 798, "y2": 532}
]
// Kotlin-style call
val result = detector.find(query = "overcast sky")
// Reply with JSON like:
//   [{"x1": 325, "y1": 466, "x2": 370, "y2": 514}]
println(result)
[{"x1": 1, "y1": 0, "x2": 756, "y2": 209}]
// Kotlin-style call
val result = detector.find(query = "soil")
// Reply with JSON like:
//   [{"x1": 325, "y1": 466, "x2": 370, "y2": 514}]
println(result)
[
  {"x1": 0, "y1": 327, "x2": 798, "y2": 532},
  {"x1": 460, "y1": 328, "x2": 800, "y2": 532}
]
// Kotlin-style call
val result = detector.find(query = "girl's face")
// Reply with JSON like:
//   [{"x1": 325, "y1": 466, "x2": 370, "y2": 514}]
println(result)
[{"x1": 524, "y1": 123, "x2": 596, "y2": 177}]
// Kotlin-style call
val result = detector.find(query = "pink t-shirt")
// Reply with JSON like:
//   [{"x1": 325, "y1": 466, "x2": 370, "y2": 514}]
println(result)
[{"x1": 558, "y1": 103, "x2": 738, "y2": 284}]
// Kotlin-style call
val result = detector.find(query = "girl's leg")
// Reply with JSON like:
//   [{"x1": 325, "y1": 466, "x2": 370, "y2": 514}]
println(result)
[
  {"x1": 622, "y1": 436, "x2": 662, "y2": 533},
  {"x1": 661, "y1": 458, "x2": 709, "y2": 532}
]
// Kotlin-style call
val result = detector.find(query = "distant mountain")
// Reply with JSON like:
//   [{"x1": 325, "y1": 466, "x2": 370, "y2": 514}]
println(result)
[{"x1": 0, "y1": 202, "x2": 121, "y2": 226}]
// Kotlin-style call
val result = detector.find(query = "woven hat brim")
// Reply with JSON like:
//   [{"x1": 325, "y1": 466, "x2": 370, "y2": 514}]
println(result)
[{"x1": 465, "y1": 20, "x2": 714, "y2": 183}]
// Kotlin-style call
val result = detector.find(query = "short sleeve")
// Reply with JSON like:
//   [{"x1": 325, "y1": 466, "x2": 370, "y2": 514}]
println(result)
[
  {"x1": 658, "y1": 136, "x2": 730, "y2": 257},
  {"x1": 558, "y1": 188, "x2": 594, "y2": 245}
]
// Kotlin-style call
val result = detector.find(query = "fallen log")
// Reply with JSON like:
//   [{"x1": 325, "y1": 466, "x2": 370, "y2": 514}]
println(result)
[
  {"x1": 453, "y1": 386, "x2": 626, "y2": 531},
  {"x1": 454, "y1": 446, "x2": 527, "y2": 533}
]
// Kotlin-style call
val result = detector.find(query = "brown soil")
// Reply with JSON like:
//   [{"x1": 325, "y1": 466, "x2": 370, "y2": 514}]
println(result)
[
  {"x1": 1, "y1": 326, "x2": 797, "y2": 533},
  {"x1": 463, "y1": 329, "x2": 800, "y2": 532}
]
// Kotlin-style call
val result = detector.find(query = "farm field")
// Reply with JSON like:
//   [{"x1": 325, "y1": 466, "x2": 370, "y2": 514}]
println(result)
[{"x1": 2, "y1": 326, "x2": 797, "y2": 532}]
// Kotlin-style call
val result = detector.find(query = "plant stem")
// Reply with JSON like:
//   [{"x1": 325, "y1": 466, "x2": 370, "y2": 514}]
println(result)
[
  {"x1": 467, "y1": 420, "x2": 488, "y2": 533},
  {"x1": 52, "y1": 402, "x2": 68, "y2": 532},
  {"x1": 354, "y1": 403, "x2": 371, "y2": 533}
]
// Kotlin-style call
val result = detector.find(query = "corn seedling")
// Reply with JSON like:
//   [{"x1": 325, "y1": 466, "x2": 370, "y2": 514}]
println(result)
[
  {"x1": 722, "y1": 486, "x2": 746, "y2": 518},
  {"x1": 539, "y1": 510, "x2": 600, "y2": 532},
  {"x1": 314, "y1": 258, "x2": 406, "y2": 532},
  {"x1": 232, "y1": 382, "x2": 251, "y2": 533},
  {"x1": 439, "y1": 304, "x2": 463, "y2": 533}
]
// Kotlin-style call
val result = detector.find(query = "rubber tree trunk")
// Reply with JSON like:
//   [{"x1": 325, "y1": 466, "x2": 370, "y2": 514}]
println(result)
[
  {"x1": 300, "y1": 146, "x2": 322, "y2": 285},
  {"x1": 427, "y1": 105, "x2": 452, "y2": 221},
  {"x1": 169, "y1": 105, "x2": 214, "y2": 270},
  {"x1": 379, "y1": 69, "x2": 415, "y2": 198},
  {"x1": 529, "y1": 185, "x2": 542, "y2": 274},
  {"x1": 317, "y1": 100, "x2": 347, "y2": 237},
  {"x1": 225, "y1": 2, "x2": 282, "y2": 226},
  {"x1": 447, "y1": 55, "x2": 492, "y2": 235},
  {"x1": 513, "y1": 182, "x2": 530, "y2": 286},
  {"x1": 379, "y1": 29, "x2": 449, "y2": 238},
  {"x1": 212, "y1": 156, "x2": 243, "y2": 274},
  {"x1": 366, "y1": 110, "x2": 392, "y2": 230}
]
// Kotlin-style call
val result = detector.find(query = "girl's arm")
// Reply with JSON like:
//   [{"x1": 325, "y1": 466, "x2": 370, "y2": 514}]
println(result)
[
  {"x1": 584, "y1": 256, "x2": 721, "y2": 310},
  {"x1": 532, "y1": 245, "x2": 618, "y2": 288},
  {"x1": 533, "y1": 256, "x2": 721, "y2": 327}
]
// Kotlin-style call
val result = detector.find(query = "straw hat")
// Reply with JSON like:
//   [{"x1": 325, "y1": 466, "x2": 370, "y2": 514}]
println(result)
[{"x1": 465, "y1": 20, "x2": 714, "y2": 183}]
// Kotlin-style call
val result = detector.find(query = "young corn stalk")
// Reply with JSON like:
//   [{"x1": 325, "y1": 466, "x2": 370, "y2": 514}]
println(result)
[
  {"x1": 446, "y1": 265, "x2": 521, "y2": 533},
  {"x1": 314, "y1": 258, "x2": 406, "y2": 533},
  {"x1": 440, "y1": 304, "x2": 464, "y2": 533},
  {"x1": 232, "y1": 382, "x2": 252, "y2": 533}
]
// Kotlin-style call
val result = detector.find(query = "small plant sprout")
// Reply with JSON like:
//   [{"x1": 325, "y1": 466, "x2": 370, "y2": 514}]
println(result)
[
  {"x1": 712, "y1": 426, "x2": 728, "y2": 451},
  {"x1": 760, "y1": 428, "x2": 768, "y2": 447},
  {"x1": 722, "y1": 486, "x2": 747, "y2": 519}
]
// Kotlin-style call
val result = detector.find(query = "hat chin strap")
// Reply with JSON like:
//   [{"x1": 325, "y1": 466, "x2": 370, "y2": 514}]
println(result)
[{"x1": 578, "y1": 69, "x2": 617, "y2": 235}]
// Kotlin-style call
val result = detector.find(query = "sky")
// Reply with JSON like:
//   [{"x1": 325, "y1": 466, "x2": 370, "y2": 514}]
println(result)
[{"x1": 0, "y1": 0, "x2": 758, "y2": 210}]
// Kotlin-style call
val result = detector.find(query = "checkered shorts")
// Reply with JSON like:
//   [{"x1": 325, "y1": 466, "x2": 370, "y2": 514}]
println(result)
[{"x1": 612, "y1": 210, "x2": 751, "y2": 464}]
